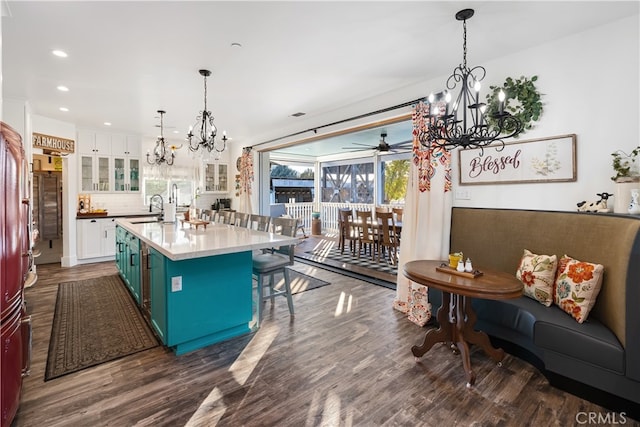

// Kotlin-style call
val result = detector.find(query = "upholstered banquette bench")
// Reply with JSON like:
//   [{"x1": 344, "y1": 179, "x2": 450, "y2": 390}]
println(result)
[{"x1": 428, "y1": 207, "x2": 640, "y2": 407}]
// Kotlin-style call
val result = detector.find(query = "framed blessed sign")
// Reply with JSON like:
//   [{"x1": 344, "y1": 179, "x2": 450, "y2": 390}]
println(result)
[{"x1": 458, "y1": 134, "x2": 577, "y2": 185}]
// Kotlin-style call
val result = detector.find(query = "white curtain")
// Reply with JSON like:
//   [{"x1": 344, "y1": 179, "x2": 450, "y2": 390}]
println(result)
[{"x1": 393, "y1": 101, "x2": 452, "y2": 326}]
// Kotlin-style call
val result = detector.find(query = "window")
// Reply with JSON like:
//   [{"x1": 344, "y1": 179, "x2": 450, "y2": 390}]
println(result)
[
  {"x1": 381, "y1": 158, "x2": 410, "y2": 204},
  {"x1": 142, "y1": 167, "x2": 195, "y2": 207},
  {"x1": 321, "y1": 162, "x2": 374, "y2": 203}
]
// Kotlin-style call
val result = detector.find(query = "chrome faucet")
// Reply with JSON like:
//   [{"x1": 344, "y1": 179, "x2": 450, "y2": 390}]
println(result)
[{"x1": 149, "y1": 194, "x2": 164, "y2": 220}]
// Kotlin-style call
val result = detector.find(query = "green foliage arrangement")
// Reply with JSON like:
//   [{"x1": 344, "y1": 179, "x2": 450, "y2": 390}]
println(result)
[
  {"x1": 485, "y1": 75, "x2": 543, "y2": 136},
  {"x1": 611, "y1": 147, "x2": 640, "y2": 182}
]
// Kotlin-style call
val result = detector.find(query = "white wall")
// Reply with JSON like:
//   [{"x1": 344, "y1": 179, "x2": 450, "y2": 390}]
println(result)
[
  {"x1": 250, "y1": 14, "x2": 639, "y2": 213},
  {"x1": 3, "y1": 98, "x2": 27, "y2": 138},
  {"x1": 449, "y1": 15, "x2": 639, "y2": 211}
]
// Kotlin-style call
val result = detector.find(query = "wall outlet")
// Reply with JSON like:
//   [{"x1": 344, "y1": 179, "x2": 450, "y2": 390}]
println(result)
[
  {"x1": 455, "y1": 189, "x2": 471, "y2": 200},
  {"x1": 171, "y1": 276, "x2": 182, "y2": 292}
]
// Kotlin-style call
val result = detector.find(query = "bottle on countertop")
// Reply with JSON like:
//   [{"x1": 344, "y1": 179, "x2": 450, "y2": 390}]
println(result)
[{"x1": 464, "y1": 258, "x2": 473, "y2": 273}]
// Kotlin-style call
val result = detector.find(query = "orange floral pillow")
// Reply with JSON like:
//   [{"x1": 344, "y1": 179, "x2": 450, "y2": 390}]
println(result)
[
  {"x1": 516, "y1": 249, "x2": 557, "y2": 306},
  {"x1": 554, "y1": 255, "x2": 604, "y2": 323}
]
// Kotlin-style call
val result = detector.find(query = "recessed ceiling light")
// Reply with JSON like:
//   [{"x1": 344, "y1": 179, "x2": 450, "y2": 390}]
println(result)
[
  {"x1": 231, "y1": 42, "x2": 242, "y2": 48},
  {"x1": 172, "y1": 130, "x2": 179, "y2": 134},
  {"x1": 57, "y1": 85, "x2": 69, "y2": 92},
  {"x1": 59, "y1": 107, "x2": 69, "y2": 112},
  {"x1": 104, "y1": 122, "x2": 112, "y2": 126},
  {"x1": 52, "y1": 50, "x2": 68, "y2": 58},
  {"x1": 291, "y1": 112, "x2": 306, "y2": 117}
]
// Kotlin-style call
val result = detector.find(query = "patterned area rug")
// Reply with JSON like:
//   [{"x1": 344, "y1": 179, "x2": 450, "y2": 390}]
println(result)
[
  {"x1": 305, "y1": 241, "x2": 398, "y2": 275},
  {"x1": 256, "y1": 269, "x2": 331, "y2": 294},
  {"x1": 45, "y1": 275, "x2": 159, "y2": 381}
]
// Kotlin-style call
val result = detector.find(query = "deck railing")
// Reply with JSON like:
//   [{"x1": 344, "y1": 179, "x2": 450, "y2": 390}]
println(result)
[
  {"x1": 283, "y1": 202, "x2": 314, "y2": 233},
  {"x1": 284, "y1": 202, "x2": 403, "y2": 234}
]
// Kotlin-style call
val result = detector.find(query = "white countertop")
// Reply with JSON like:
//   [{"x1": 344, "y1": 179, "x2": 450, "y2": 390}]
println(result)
[{"x1": 115, "y1": 218, "x2": 300, "y2": 261}]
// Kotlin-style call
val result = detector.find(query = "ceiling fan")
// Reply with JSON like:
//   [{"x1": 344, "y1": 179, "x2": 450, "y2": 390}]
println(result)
[{"x1": 342, "y1": 132, "x2": 412, "y2": 153}]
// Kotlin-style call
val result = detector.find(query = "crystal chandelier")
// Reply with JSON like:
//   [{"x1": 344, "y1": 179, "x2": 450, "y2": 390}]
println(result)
[
  {"x1": 187, "y1": 69, "x2": 228, "y2": 157},
  {"x1": 146, "y1": 110, "x2": 179, "y2": 166},
  {"x1": 425, "y1": 9, "x2": 523, "y2": 153}
]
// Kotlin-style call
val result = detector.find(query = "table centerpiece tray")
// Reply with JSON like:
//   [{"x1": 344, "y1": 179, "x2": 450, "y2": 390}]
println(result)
[
  {"x1": 181, "y1": 219, "x2": 210, "y2": 230},
  {"x1": 436, "y1": 263, "x2": 483, "y2": 279}
]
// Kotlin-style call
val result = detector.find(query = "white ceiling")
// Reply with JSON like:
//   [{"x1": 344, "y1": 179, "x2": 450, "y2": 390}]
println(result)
[{"x1": 2, "y1": 1, "x2": 638, "y2": 158}]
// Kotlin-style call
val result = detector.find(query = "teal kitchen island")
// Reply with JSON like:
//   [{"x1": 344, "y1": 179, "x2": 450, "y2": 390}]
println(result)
[{"x1": 115, "y1": 218, "x2": 298, "y2": 355}]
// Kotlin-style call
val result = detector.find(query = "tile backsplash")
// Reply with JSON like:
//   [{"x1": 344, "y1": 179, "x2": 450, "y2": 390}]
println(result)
[{"x1": 89, "y1": 193, "x2": 147, "y2": 215}]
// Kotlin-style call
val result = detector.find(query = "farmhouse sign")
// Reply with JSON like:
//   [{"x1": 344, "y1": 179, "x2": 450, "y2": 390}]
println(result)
[
  {"x1": 458, "y1": 134, "x2": 577, "y2": 185},
  {"x1": 32, "y1": 132, "x2": 75, "y2": 154}
]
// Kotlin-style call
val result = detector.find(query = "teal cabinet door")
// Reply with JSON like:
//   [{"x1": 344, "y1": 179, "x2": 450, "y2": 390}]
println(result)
[
  {"x1": 128, "y1": 235, "x2": 141, "y2": 303},
  {"x1": 115, "y1": 226, "x2": 126, "y2": 275},
  {"x1": 149, "y1": 247, "x2": 168, "y2": 344},
  {"x1": 116, "y1": 225, "x2": 141, "y2": 304}
]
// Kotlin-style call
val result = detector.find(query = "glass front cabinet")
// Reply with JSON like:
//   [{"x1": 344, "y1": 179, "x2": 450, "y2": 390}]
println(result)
[
  {"x1": 203, "y1": 162, "x2": 229, "y2": 193},
  {"x1": 80, "y1": 155, "x2": 111, "y2": 192},
  {"x1": 78, "y1": 130, "x2": 141, "y2": 193},
  {"x1": 114, "y1": 157, "x2": 140, "y2": 192},
  {"x1": 79, "y1": 130, "x2": 112, "y2": 192}
]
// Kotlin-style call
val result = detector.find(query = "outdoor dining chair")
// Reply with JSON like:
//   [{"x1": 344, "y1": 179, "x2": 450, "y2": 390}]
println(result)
[
  {"x1": 376, "y1": 211, "x2": 398, "y2": 265},
  {"x1": 338, "y1": 208, "x2": 357, "y2": 255},
  {"x1": 355, "y1": 210, "x2": 376, "y2": 260}
]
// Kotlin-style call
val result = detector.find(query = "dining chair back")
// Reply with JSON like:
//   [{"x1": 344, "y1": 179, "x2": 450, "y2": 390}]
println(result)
[
  {"x1": 233, "y1": 212, "x2": 251, "y2": 228},
  {"x1": 271, "y1": 217, "x2": 298, "y2": 237},
  {"x1": 376, "y1": 211, "x2": 398, "y2": 265},
  {"x1": 252, "y1": 217, "x2": 298, "y2": 325},
  {"x1": 201, "y1": 209, "x2": 215, "y2": 221},
  {"x1": 249, "y1": 214, "x2": 271, "y2": 232},
  {"x1": 338, "y1": 208, "x2": 356, "y2": 255},
  {"x1": 392, "y1": 207, "x2": 404, "y2": 222},
  {"x1": 355, "y1": 210, "x2": 376, "y2": 260},
  {"x1": 218, "y1": 210, "x2": 234, "y2": 225}
]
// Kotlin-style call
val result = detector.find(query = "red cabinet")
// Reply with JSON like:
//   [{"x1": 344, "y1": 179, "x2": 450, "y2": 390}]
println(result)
[{"x1": 1, "y1": 121, "x2": 31, "y2": 427}]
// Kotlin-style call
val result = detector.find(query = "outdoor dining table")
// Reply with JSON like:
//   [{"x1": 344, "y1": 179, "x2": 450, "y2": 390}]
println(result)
[
  {"x1": 351, "y1": 218, "x2": 402, "y2": 232},
  {"x1": 350, "y1": 218, "x2": 402, "y2": 248}
]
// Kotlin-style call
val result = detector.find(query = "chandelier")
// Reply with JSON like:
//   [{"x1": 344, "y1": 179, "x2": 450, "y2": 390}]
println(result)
[
  {"x1": 147, "y1": 110, "x2": 179, "y2": 166},
  {"x1": 187, "y1": 69, "x2": 228, "y2": 156},
  {"x1": 425, "y1": 9, "x2": 523, "y2": 152}
]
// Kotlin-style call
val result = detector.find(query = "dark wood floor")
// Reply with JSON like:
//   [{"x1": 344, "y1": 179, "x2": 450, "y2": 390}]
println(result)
[{"x1": 13, "y1": 260, "x2": 637, "y2": 426}]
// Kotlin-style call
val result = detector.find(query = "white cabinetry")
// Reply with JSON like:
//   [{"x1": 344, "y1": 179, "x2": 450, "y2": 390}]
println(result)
[
  {"x1": 80, "y1": 154, "x2": 111, "y2": 192},
  {"x1": 77, "y1": 130, "x2": 142, "y2": 193},
  {"x1": 113, "y1": 135, "x2": 141, "y2": 192},
  {"x1": 203, "y1": 162, "x2": 229, "y2": 193},
  {"x1": 79, "y1": 130, "x2": 112, "y2": 192},
  {"x1": 77, "y1": 218, "x2": 116, "y2": 260},
  {"x1": 111, "y1": 135, "x2": 142, "y2": 157},
  {"x1": 113, "y1": 157, "x2": 140, "y2": 192},
  {"x1": 78, "y1": 131, "x2": 112, "y2": 156}
]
